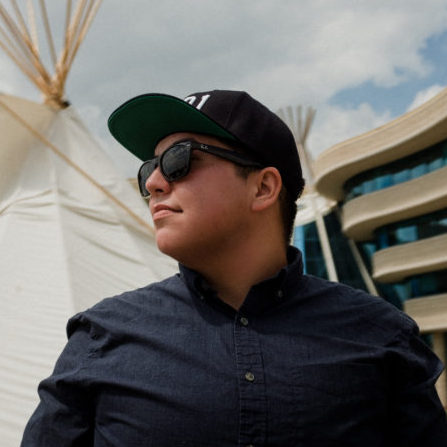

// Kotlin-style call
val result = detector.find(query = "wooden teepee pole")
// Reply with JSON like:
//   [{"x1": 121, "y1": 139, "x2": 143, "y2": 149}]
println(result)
[
  {"x1": 0, "y1": 97, "x2": 155, "y2": 235},
  {"x1": 38, "y1": 0, "x2": 57, "y2": 67},
  {"x1": 0, "y1": 0, "x2": 102, "y2": 108},
  {"x1": 0, "y1": 1, "x2": 155, "y2": 233}
]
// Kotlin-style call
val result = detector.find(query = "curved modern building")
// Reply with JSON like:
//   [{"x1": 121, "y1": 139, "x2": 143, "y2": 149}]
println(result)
[{"x1": 312, "y1": 88, "x2": 447, "y2": 406}]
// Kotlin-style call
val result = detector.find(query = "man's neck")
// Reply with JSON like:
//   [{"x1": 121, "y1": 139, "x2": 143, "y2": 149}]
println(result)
[{"x1": 191, "y1": 237, "x2": 288, "y2": 310}]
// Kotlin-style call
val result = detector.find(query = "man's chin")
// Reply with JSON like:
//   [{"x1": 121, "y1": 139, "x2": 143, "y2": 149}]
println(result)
[{"x1": 156, "y1": 234, "x2": 181, "y2": 261}]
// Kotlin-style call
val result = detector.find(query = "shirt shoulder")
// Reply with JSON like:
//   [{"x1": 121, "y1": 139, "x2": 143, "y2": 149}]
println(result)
[
  {"x1": 66, "y1": 273, "x2": 187, "y2": 339},
  {"x1": 295, "y1": 274, "x2": 416, "y2": 343}
]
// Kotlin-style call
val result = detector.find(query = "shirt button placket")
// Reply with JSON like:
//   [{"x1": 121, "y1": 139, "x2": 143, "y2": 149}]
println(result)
[{"x1": 234, "y1": 313, "x2": 267, "y2": 446}]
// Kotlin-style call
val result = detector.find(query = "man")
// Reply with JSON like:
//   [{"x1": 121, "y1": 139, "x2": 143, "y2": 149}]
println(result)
[{"x1": 22, "y1": 90, "x2": 447, "y2": 446}]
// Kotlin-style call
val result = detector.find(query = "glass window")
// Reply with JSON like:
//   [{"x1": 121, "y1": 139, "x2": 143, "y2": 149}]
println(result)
[
  {"x1": 293, "y1": 226, "x2": 306, "y2": 273},
  {"x1": 323, "y1": 212, "x2": 368, "y2": 291},
  {"x1": 362, "y1": 179, "x2": 375, "y2": 194},
  {"x1": 393, "y1": 168, "x2": 410, "y2": 184},
  {"x1": 392, "y1": 282, "x2": 411, "y2": 303},
  {"x1": 360, "y1": 242, "x2": 377, "y2": 259},
  {"x1": 377, "y1": 229, "x2": 389, "y2": 249},
  {"x1": 292, "y1": 222, "x2": 328, "y2": 280},
  {"x1": 374, "y1": 208, "x2": 447, "y2": 249},
  {"x1": 352, "y1": 184, "x2": 363, "y2": 199},
  {"x1": 411, "y1": 163, "x2": 428, "y2": 179},
  {"x1": 343, "y1": 140, "x2": 447, "y2": 202},
  {"x1": 376, "y1": 173, "x2": 392, "y2": 189},
  {"x1": 395, "y1": 225, "x2": 418, "y2": 244},
  {"x1": 376, "y1": 269, "x2": 447, "y2": 305},
  {"x1": 428, "y1": 155, "x2": 443, "y2": 171},
  {"x1": 413, "y1": 275, "x2": 437, "y2": 297},
  {"x1": 443, "y1": 144, "x2": 447, "y2": 161},
  {"x1": 439, "y1": 217, "x2": 447, "y2": 229},
  {"x1": 293, "y1": 211, "x2": 371, "y2": 291}
]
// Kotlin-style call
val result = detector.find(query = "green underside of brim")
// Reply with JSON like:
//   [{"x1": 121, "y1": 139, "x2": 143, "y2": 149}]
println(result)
[{"x1": 108, "y1": 94, "x2": 236, "y2": 161}]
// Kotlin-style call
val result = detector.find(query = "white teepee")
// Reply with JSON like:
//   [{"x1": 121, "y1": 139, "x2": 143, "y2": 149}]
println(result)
[{"x1": 0, "y1": 2, "x2": 177, "y2": 445}]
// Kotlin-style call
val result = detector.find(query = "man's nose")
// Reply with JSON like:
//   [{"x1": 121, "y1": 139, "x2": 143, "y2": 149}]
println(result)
[{"x1": 145, "y1": 167, "x2": 171, "y2": 197}]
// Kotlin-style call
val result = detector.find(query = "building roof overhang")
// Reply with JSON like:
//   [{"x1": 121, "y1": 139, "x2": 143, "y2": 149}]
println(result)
[{"x1": 314, "y1": 87, "x2": 447, "y2": 201}]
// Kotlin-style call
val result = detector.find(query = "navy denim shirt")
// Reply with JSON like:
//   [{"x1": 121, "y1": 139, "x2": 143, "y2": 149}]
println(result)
[{"x1": 22, "y1": 247, "x2": 447, "y2": 446}]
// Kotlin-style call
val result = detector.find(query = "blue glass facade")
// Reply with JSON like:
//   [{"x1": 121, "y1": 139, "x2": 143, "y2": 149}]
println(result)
[
  {"x1": 300, "y1": 132, "x2": 447, "y2": 333},
  {"x1": 357, "y1": 208, "x2": 447, "y2": 265},
  {"x1": 294, "y1": 207, "x2": 447, "y2": 310},
  {"x1": 293, "y1": 221, "x2": 328, "y2": 279},
  {"x1": 358, "y1": 231, "x2": 447, "y2": 309},
  {"x1": 335, "y1": 134, "x2": 447, "y2": 313},
  {"x1": 293, "y1": 211, "x2": 368, "y2": 291},
  {"x1": 370, "y1": 265, "x2": 447, "y2": 310},
  {"x1": 375, "y1": 208, "x2": 447, "y2": 250},
  {"x1": 343, "y1": 140, "x2": 447, "y2": 202}
]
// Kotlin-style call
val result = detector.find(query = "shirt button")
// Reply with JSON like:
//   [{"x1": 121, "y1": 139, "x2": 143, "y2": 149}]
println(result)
[
  {"x1": 276, "y1": 289, "x2": 283, "y2": 298},
  {"x1": 245, "y1": 371, "x2": 255, "y2": 382},
  {"x1": 240, "y1": 317, "x2": 249, "y2": 326}
]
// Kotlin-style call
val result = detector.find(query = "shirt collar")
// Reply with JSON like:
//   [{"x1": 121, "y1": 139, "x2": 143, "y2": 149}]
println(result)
[{"x1": 179, "y1": 246, "x2": 304, "y2": 316}]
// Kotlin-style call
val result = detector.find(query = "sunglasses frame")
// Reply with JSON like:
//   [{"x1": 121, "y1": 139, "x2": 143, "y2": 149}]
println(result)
[{"x1": 137, "y1": 141, "x2": 263, "y2": 197}]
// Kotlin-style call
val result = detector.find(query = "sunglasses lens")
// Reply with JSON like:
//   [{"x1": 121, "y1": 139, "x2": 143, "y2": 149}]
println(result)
[
  {"x1": 161, "y1": 145, "x2": 190, "y2": 181},
  {"x1": 137, "y1": 144, "x2": 192, "y2": 197},
  {"x1": 138, "y1": 160, "x2": 157, "y2": 197}
]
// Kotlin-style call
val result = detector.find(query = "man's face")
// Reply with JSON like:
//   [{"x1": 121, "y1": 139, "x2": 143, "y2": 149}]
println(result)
[{"x1": 146, "y1": 132, "x2": 254, "y2": 267}]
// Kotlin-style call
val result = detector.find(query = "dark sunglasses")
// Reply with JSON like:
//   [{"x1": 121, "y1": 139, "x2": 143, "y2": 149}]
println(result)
[{"x1": 137, "y1": 141, "x2": 263, "y2": 197}]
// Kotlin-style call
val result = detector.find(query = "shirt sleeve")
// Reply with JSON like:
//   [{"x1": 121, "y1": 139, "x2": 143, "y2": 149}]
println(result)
[
  {"x1": 20, "y1": 314, "x2": 96, "y2": 447},
  {"x1": 388, "y1": 320, "x2": 447, "y2": 446}
]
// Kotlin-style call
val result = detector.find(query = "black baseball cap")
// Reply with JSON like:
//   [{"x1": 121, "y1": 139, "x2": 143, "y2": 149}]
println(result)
[{"x1": 108, "y1": 90, "x2": 304, "y2": 199}]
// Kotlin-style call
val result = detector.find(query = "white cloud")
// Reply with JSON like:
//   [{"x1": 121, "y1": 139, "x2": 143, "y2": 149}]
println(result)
[
  {"x1": 308, "y1": 103, "x2": 392, "y2": 157},
  {"x1": 2, "y1": 0, "x2": 447, "y2": 170},
  {"x1": 66, "y1": 0, "x2": 447, "y2": 111},
  {"x1": 406, "y1": 84, "x2": 446, "y2": 111}
]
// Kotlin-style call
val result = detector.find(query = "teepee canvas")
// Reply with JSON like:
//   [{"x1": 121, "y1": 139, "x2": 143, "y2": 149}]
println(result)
[{"x1": 0, "y1": 2, "x2": 176, "y2": 445}]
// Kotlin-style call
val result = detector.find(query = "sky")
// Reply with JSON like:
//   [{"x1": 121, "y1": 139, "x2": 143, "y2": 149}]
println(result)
[{"x1": 1, "y1": 0, "x2": 447, "y2": 177}]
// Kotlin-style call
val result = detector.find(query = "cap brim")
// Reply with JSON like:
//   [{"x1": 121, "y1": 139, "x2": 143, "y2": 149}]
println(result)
[{"x1": 108, "y1": 93, "x2": 236, "y2": 161}]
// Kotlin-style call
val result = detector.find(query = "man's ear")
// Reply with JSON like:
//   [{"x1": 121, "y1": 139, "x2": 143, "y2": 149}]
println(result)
[{"x1": 251, "y1": 167, "x2": 282, "y2": 212}]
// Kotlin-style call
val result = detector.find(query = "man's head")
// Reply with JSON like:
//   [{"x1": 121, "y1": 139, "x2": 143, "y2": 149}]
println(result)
[{"x1": 108, "y1": 90, "x2": 304, "y2": 246}]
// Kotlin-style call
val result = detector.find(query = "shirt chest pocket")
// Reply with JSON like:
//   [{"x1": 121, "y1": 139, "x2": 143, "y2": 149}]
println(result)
[{"x1": 292, "y1": 363, "x2": 389, "y2": 443}]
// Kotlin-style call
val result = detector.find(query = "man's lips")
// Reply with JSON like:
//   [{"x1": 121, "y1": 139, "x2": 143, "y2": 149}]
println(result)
[{"x1": 151, "y1": 204, "x2": 182, "y2": 220}]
